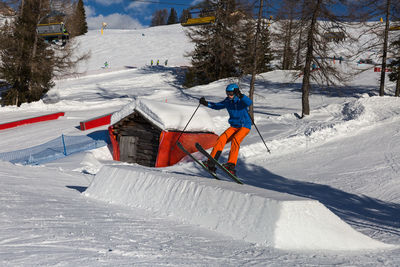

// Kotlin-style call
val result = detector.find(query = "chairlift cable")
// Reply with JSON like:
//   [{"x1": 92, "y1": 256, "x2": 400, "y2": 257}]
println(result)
[
  {"x1": 129, "y1": 0, "x2": 192, "y2": 7},
  {"x1": 130, "y1": 0, "x2": 256, "y2": 11}
]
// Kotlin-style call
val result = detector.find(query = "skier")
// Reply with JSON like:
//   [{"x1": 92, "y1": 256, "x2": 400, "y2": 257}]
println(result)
[
  {"x1": 199, "y1": 83, "x2": 252, "y2": 175},
  {"x1": 311, "y1": 63, "x2": 317, "y2": 71}
]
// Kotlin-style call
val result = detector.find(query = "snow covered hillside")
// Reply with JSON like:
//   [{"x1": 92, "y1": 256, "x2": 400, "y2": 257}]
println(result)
[{"x1": 0, "y1": 24, "x2": 400, "y2": 266}]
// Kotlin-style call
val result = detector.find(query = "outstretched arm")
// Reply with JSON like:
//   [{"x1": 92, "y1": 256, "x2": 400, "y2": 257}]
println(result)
[{"x1": 200, "y1": 97, "x2": 226, "y2": 110}]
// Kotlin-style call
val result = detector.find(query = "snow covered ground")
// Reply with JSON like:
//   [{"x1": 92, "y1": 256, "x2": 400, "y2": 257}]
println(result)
[{"x1": 1, "y1": 24, "x2": 400, "y2": 265}]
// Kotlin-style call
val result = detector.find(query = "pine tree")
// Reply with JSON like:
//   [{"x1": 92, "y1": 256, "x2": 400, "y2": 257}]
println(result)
[
  {"x1": 389, "y1": 38, "x2": 400, "y2": 96},
  {"x1": 72, "y1": 0, "x2": 87, "y2": 36},
  {"x1": 236, "y1": 17, "x2": 272, "y2": 75},
  {"x1": 180, "y1": 9, "x2": 191, "y2": 24},
  {"x1": 184, "y1": 0, "x2": 238, "y2": 87},
  {"x1": 167, "y1": 8, "x2": 178, "y2": 25},
  {"x1": 257, "y1": 20, "x2": 273, "y2": 73},
  {"x1": 0, "y1": 0, "x2": 89, "y2": 106},
  {"x1": 151, "y1": 9, "x2": 168, "y2": 26},
  {"x1": 274, "y1": 0, "x2": 300, "y2": 70},
  {"x1": 236, "y1": 19, "x2": 255, "y2": 76},
  {"x1": 0, "y1": 0, "x2": 54, "y2": 106}
]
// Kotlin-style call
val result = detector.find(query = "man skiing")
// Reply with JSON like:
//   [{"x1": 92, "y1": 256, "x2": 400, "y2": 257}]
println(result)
[{"x1": 199, "y1": 83, "x2": 252, "y2": 175}]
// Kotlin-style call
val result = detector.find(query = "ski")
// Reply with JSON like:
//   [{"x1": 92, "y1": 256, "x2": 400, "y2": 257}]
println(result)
[
  {"x1": 195, "y1": 143, "x2": 243, "y2": 184},
  {"x1": 176, "y1": 141, "x2": 220, "y2": 180}
]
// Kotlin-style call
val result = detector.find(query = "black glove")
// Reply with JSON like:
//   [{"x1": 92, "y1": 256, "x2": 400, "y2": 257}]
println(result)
[
  {"x1": 199, "y1": 97, "x2": 208, "y2": 106},
  {"x1": 233, "y1": 88, "x2": 243, "y2": 98}
]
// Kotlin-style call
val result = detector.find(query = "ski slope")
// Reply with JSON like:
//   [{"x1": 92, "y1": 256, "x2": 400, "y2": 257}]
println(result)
[{"x1": 0, "y1": 24, "x2": 400, "y2": 266}]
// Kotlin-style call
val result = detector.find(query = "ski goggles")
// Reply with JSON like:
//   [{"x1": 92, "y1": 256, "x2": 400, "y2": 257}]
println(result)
[{"x1": 226, "y1": 91, "x2": 235, "y2": 96}]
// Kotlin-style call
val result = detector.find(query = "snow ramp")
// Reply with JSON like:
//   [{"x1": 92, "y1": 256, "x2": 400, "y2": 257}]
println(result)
[{"x1": 85, "y1": 165, "x2": 393, "y2": 251}]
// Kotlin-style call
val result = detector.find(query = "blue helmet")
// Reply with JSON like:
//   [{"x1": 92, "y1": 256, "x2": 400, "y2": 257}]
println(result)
[{"x1": 226, "y1": 83, "x2": 239, "y2": 92}]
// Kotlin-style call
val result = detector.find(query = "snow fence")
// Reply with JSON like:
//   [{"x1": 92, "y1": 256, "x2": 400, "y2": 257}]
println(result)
[
  {"x1": 85, "y1": 164, "x2": 394, "y2": 251},
  {"x1": 0, "y1": 131, "x2": 109, "y2": 165}
]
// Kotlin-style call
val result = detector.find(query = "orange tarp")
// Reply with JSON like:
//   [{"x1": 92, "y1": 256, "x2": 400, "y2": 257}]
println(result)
[
  {"x1": 109, "y1": 126, "x2": 218, "y2": 167},
  {"x1": 156, "y1": 131, "x2": 218, "y2": 167}
]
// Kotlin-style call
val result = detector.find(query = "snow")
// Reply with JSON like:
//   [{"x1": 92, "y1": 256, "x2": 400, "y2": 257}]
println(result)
[
  {"x1": 0, "y1": 23, "x2": 400, "y2": 265},
  {"x1": 85, "y1": 164, "x2": 392, "y2": 251},
  {"x1": 118, "y1": 98, "x2": 216, "y2": 132}
]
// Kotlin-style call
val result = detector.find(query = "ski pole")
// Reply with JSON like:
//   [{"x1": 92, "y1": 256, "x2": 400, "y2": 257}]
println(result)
[
  {"x1": 176, "y1": 102, "x2": 201, "y2": 145},
  {"x1": 248, "y1": 111, "x2": 271, "y2": 154}
]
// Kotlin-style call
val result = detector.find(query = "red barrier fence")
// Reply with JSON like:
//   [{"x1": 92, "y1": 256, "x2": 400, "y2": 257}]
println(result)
[
  {"x1": 0, "y1": 112, "x2": 65, "y2": 130},
  {"x1": 374, "y1": 67, "x2": 392, "y2": 72},
  {"x1": 80, "y1": 113, "x2": 113, "y2": 131}
]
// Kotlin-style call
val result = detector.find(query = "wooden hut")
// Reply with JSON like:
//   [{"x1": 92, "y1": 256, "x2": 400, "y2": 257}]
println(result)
[{"x1": 109, "y1": 99, "x2": 218, "y2": 167}]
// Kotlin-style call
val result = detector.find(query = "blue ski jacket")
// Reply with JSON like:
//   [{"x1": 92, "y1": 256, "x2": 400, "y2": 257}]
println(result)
[{"x1": 207, "y1": 95, "x2": 253, "y2": 129}]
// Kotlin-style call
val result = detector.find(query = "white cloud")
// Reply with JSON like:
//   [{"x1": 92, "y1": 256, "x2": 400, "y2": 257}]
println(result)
[
  {"x1": 84, "y1": 5, "x2": 96, "y2": 18},
  {"x1": 126, "y1": 1, "x2": 151, "y2": 11},
  {"x1": 93, "y1": 0, "x2": 123, "y2": 6},
  {"x1": 87, "y1": 13, "x2": 144, "y2": 30},
  {"x1": 191, "y1": 0, "x2": 204, "y2": 5}
]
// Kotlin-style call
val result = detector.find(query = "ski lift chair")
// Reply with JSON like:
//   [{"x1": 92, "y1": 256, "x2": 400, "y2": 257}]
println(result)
[
  {"x1": 181, "y1": 16, "x2": 216, "y2": 27},
  {"x1": 37, "y1": 6, "x2": 69, "y2": 46},
  {"x1": 181, "y1": 8, "x2": 216, "y2": 27},
  {"x1": 37, "y1": 22, "x2": 69, "y2": 46}
]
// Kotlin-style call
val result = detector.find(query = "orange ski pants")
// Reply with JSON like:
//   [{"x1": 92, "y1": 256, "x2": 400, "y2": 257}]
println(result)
[{"x1": 210, "y1": 126, "x2": 250, "y2": 165}]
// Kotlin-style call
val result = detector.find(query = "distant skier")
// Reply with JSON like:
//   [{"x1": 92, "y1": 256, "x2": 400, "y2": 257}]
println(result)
[
  {"x1": 199, "y1": 83, "x2": 252, "y2": 175},
  {"x1": 157, "y1": 60, "x2": 159, "y2": 66},
  {"x1": 311, "y1": 63, "x2": 317, "y2": 71},
  {"x1": 165, "y1": 59, "x2": 168, "y2": 66},
  {"x1": 151, "y1": 60, "x2": 153, "y2": 66}
]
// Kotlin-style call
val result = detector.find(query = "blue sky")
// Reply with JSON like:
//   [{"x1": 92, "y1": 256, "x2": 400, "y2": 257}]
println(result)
[
  {"x1": 83, "y1": 0, "x2": 355, "y2": 30},
  {"x1": 84, "y1": 0, "x2": 204, "y2": 29}
]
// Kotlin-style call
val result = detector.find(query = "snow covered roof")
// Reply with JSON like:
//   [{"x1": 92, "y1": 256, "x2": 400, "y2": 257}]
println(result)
[{"x1": 111, "y1": 98, "x2": 216, "y2": 132}]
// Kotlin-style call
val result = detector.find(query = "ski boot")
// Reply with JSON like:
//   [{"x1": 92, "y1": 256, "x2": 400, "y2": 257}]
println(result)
[
  {"x1": 202, "y1": 160, "x2": 217, "y2": 174},
  {"x1": 222, "y1": 162, "x2": 236, "y2": 176}
]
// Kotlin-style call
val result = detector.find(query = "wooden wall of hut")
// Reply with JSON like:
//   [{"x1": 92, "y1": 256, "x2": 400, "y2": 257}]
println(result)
[{"x1": 111, "y1": 112, "x2": 161, "y2": 167}]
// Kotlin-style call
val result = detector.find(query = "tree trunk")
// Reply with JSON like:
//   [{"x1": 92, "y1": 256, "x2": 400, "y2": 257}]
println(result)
[
  {"x1": 295, "y1": 2, "x2": 306, "y2": 69},
  {"x1": 300, "y1": 0, "x2": 322, "y2": 117},
  {"x1": 29, "y1": 0, "x2": 42, "y2": 92},
  {"x1": 379, "y1": 0, "x2": 391, "y2": 96},
  {"x1": 395, "y1": 72, "x2": 400, "y2": 97},
  {"x1": 249, "y1": 0, "x2": 264, "y2": 120},
  {"x1": 283, "y1": 17, "x2": 293, "y2": 70},
  {"x1": 20, "y1": 0, "x2": 25, "y2": 16},
  {"x1": 296, "y1": 27, "x2": 303, "y2": 69}
]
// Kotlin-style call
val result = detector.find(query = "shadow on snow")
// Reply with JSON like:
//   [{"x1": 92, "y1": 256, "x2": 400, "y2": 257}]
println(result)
[{"x1": 238, "y1": 161, "x2": 400, "y2": 236}]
